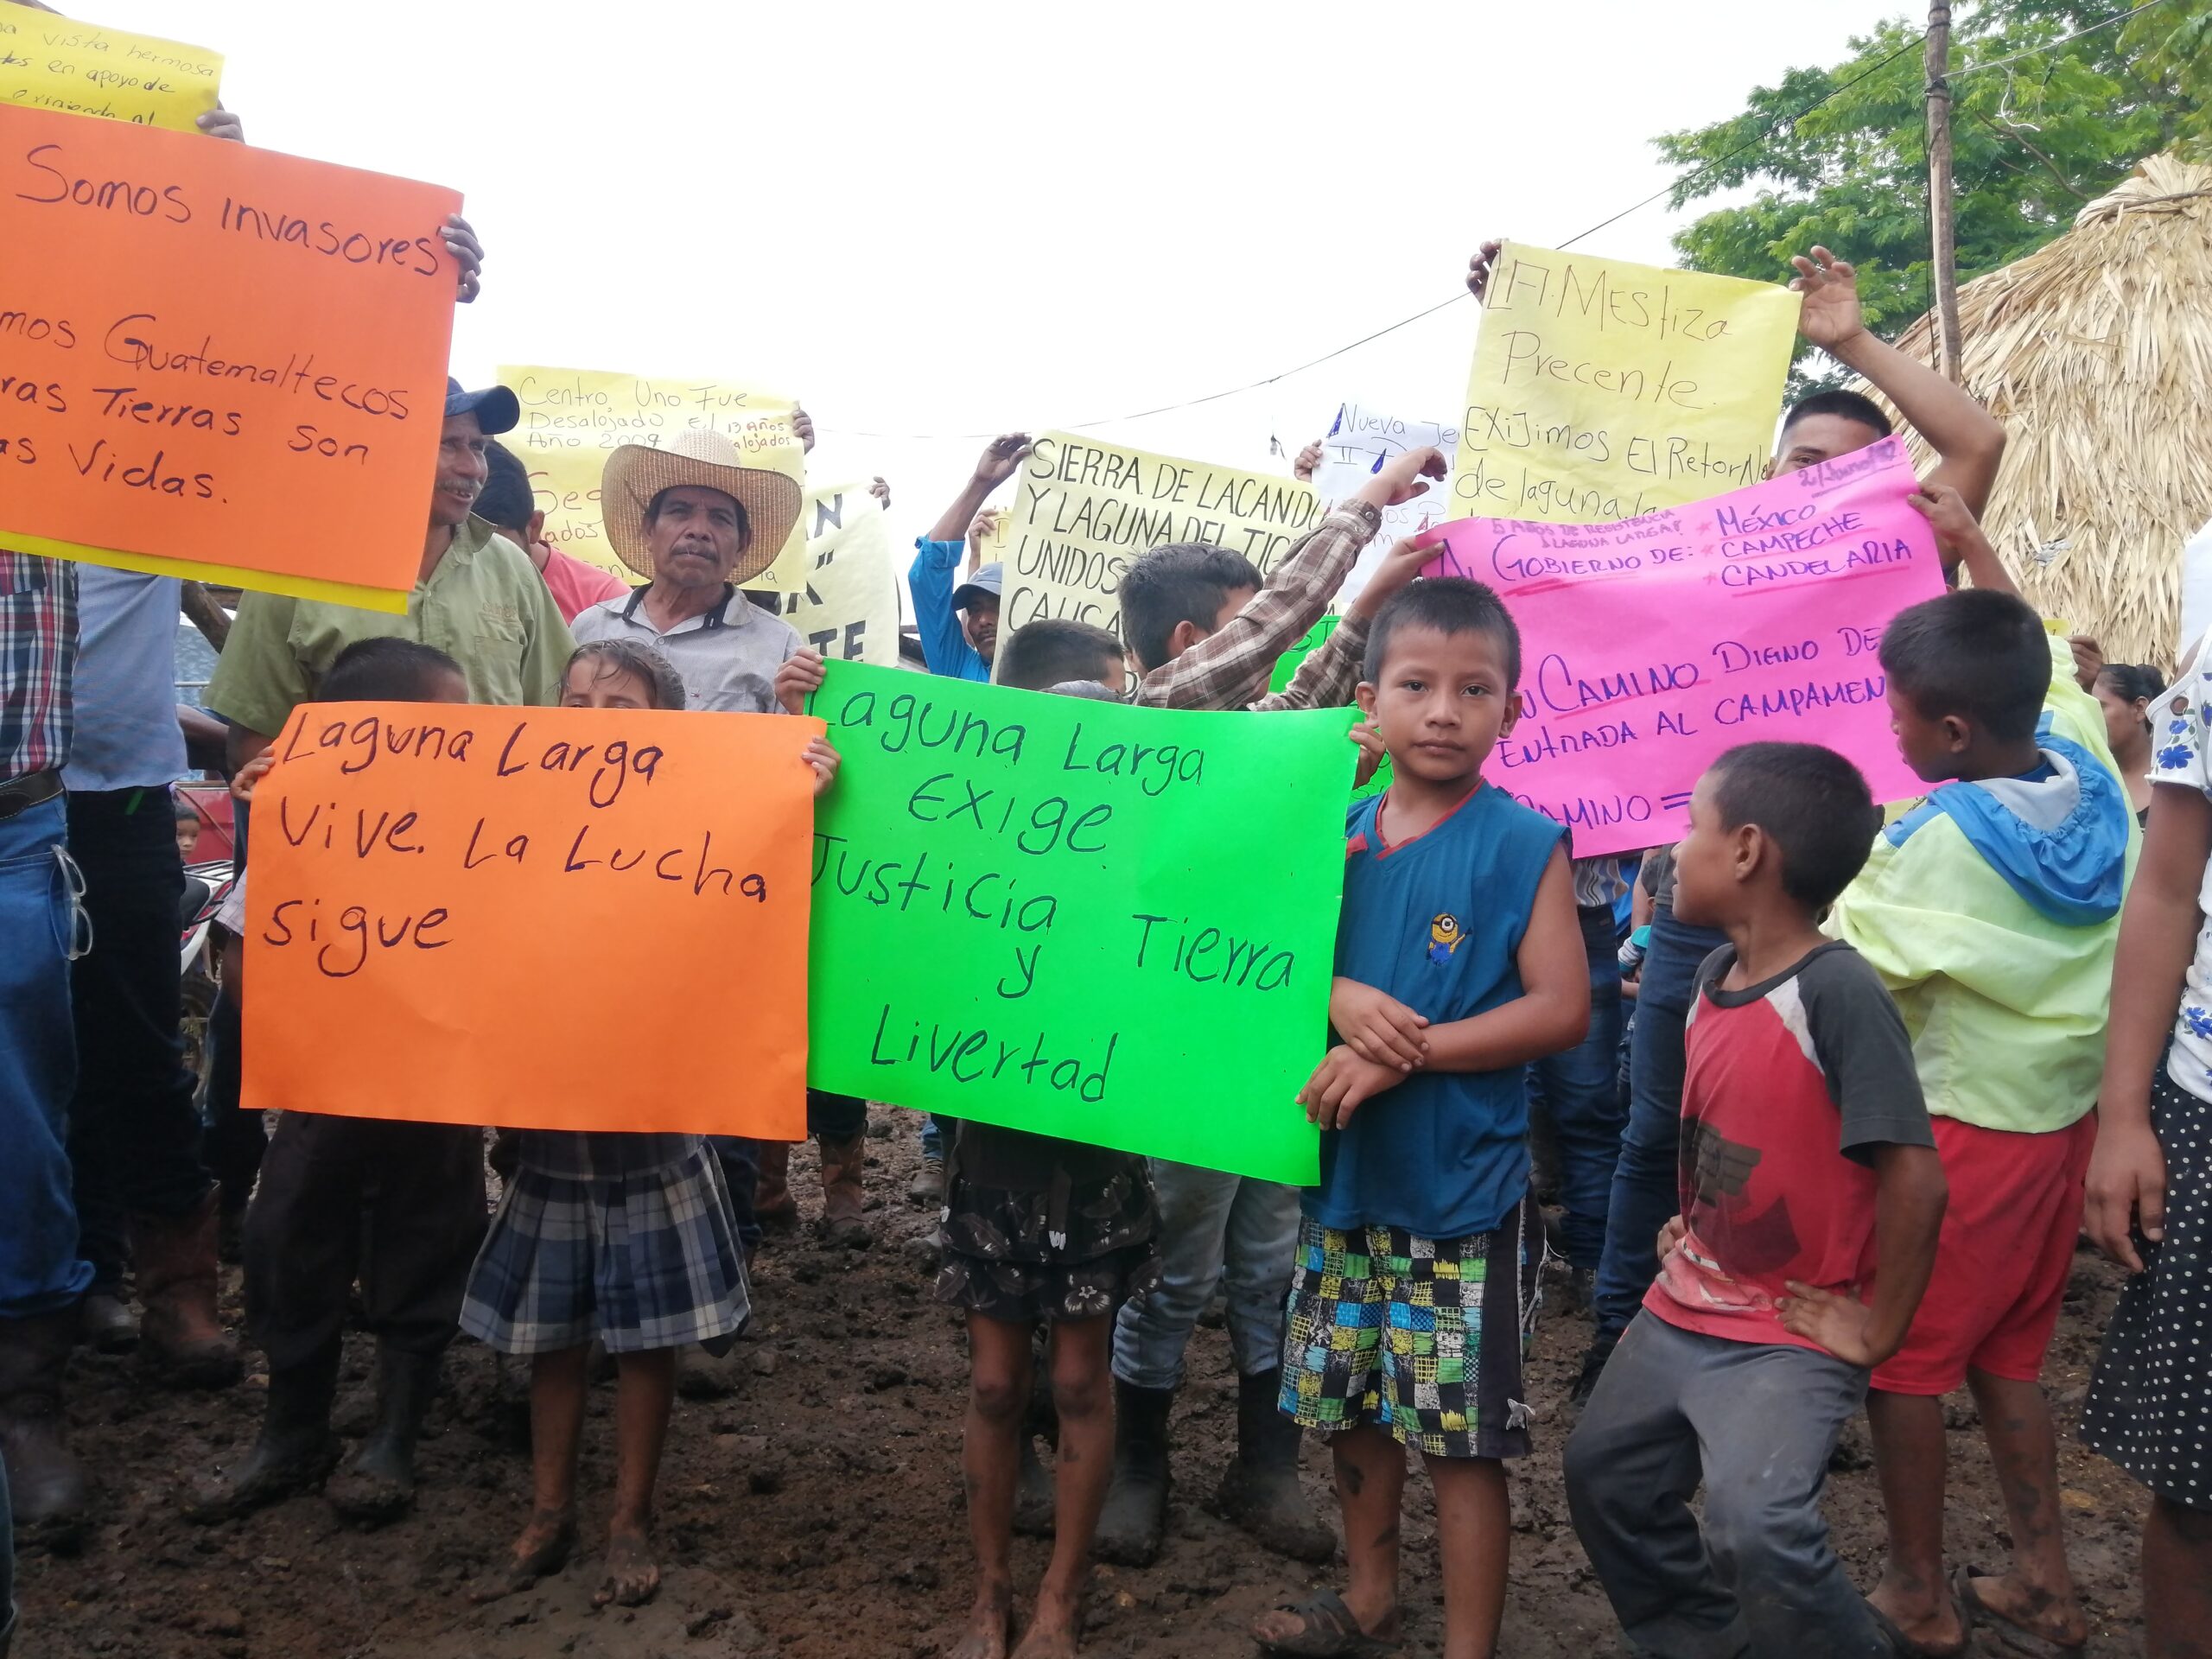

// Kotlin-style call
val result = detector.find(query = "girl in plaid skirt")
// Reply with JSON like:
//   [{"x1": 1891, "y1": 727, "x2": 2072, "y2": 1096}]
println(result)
[{"x1": 463, "y1": 641, "x2": 838, "y2": 1609}]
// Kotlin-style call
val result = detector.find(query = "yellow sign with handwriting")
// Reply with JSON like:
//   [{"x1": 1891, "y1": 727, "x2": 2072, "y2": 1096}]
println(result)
[
  {"x1": 995, "y1": 432, "x2": 1317, "y2": 669},
  {"x1": 1449, "y1": 242, "x2": 1800, "y2": 524},
  {"x1": 0, "y1": 0, "x2": 220, "y2": 131}
]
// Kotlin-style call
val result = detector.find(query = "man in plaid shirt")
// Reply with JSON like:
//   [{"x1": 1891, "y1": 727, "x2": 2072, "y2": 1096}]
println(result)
[
  {"x1": 1096, "y1": 443, "x2": 1446, "y2": 1566},
  {"x1": 0, "y1": 550, "x2": 92, "y2": 1546}
]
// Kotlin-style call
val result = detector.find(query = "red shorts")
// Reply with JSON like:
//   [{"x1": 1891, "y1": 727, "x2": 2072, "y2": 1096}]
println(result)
[{"x1": 1872, "y1": 1111, "x2": 2095, "y2": 1395}]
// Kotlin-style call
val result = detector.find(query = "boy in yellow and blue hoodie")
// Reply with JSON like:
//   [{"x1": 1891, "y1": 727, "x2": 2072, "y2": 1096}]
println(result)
[{"x1": 1826, "y1": 571, "x2": 2134, "y2": 1656}]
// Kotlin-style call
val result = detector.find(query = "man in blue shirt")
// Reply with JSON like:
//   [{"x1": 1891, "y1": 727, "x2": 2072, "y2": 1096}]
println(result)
[
  {"x1": 62, "y1": 569, "x2": 241, "y2": 1391},
  {"x1": 908, "y1": 434, "x2": 1030, "y2": 682}
]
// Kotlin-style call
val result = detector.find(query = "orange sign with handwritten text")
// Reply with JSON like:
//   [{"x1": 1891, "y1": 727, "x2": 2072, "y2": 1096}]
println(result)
[
  {"x1": 0, "y1": 103, "x2": 460, "y2": 610},
  {"x1": 242, "y1": 704, "x2": 820, "y2": 1137}
]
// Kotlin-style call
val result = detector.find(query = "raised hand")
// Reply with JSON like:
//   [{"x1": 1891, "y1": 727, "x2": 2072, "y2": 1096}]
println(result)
[
  {"x1": 1789, "y1": 245, "x2": 1866, "y2": 352},
  {"x1": 1465, "y1": 239, "x2": 1502, "y2": 302},
  {"x1": 1360, "y1": 445, "x2": 1447, "y2": 508},
  {"x1": 972, "y1": 434, "x2": 1033, "y2": 489},
  {"x1": 442, "y1": 214, "x2": 485, "y2": 304}
]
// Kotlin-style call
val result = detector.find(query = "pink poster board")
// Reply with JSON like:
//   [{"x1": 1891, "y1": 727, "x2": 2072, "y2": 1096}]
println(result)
[{"x1": 1422, "y1": 436, "x2": 1945, "y2": 857}]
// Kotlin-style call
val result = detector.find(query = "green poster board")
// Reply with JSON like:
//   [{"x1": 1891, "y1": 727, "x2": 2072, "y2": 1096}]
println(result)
[{"x1": 805, "y1": 662, "x2": 1351, "y2": 1182}]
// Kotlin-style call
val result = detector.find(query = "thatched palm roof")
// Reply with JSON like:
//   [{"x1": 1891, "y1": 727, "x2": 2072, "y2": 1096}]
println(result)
[{"x1": 1867, "y1": 156, "x2": 2212, "y2": 664}]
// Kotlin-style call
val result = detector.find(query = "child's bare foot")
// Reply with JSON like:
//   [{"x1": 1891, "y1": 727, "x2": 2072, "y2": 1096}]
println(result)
[
  {"x1": 1009, "y1": 1588, "x2": 1081, "y2": 1659},
  {"x1": 945, "y1": 1586, "x2": 1013, "y2": 1659},
  {"x1": 591, "y1": 1527, "x2": 660, "y2": 1608},
  {"x1": 468, "y1": 1507, "x2": 576, "y2": 1604}
]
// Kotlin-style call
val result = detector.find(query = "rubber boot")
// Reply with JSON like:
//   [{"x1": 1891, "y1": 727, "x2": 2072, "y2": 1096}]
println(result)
[
  {"x1": 325, "y1": 1343, "x2": 441, "y2": 1527},
  {"x1": 79, "y1": 1287, "x2": 139, "y2": 1356},
  {"x1": 131, "y1": 1188, "x2": 242, "y2": 1389},
  {"x1": 906, "y1": 1152, "x2": 946, "y2": 1207},
  {"x1": 753, "y1": 1141, "x2": 799, "y2": 1233},
  {"x1": 817, "y1": 1134, "x2": 870, "y2": 1249},
  {"x1": 0, "y1": 1309, "x2": 91, "y2": 1548},
  {"x1": 1092, "y1": 1380, "x2": 1173, "y2": 1566},
  {"x1": 185, "y1": 1338, "x2": 341, "y2": 1523},
  {"x1": 1214, "y1": 1367, "x2": 1335, "y2": 1561}
]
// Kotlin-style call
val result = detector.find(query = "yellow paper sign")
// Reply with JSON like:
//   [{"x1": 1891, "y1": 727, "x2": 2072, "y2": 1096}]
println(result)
[
  {"x1": 997, "y1": 432, "x2": 1317, "y2": 668},
  {"x1": 1449, "y1": 242, "x2": 1800, "y2": 524},
  {"x1": 0, "y1": 1, "x2": 221, "y2": 131},
  {"x1": 499, "y1": 364, "x2": 805, "y2": 583},
  {"x1": 750, "y1": 483, "x2": 903, "y2": 668}
]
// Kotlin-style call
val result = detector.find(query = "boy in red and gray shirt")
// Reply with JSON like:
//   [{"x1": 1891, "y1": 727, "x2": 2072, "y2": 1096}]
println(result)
[{"x1": 1565, "y1": 743, "x2": 1948, "y2": 1659}]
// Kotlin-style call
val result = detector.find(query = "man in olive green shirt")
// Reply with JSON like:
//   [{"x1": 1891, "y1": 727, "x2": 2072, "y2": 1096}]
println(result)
[
  {"x1": 196, "y1": 380, "x2": 572, "y2": 1530},
  {"x1": 208, "y1": 380, "x2": 573, "y2": 767}
]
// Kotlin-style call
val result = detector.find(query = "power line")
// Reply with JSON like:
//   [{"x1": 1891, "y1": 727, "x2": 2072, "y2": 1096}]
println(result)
[
  {"x1": 825, "y1": 2, "x2": 2163, "y2": 445},
  {"x1": 1949, "y1": 0, "x2": 2164, "y2": 79}
]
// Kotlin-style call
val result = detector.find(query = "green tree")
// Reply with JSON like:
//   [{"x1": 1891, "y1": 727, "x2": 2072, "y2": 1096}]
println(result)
[{"x1": 1657, "y1": 1, "x2": 2211, "y2": 378}]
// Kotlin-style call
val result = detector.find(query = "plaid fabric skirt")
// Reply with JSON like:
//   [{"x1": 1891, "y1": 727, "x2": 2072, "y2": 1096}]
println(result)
[{"x1": 460, "y1": 1137, "x2": 749, "y2": 1356}]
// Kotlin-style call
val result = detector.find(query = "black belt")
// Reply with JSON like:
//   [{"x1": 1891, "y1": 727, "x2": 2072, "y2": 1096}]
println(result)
[{"x1": 0, "y1": 767, "x2": 62, "y2": 822}]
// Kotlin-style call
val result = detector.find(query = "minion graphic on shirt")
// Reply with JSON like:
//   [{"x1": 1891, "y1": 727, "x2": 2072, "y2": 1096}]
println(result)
[{"x1": 1427, "y1": 913, "x2": 1463, "y2": 965}]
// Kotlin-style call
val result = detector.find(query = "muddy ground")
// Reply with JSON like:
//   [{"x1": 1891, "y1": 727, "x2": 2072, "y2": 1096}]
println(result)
[{"x1": 13, "y1": 1115, "x2": 2148, "y2": 1658}]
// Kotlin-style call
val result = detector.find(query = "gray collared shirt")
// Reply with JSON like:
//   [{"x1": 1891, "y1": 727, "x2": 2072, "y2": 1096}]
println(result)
[{"x1": 569, "y1": 583, "x2": 802, "y2": 714}]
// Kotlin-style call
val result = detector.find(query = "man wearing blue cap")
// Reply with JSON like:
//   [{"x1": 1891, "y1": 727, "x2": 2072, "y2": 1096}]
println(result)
[
  {"x1": 207, "y1": 378, "x2": 574, "y2": 772},
  {"x1": 909, "y1": 434, "x2": 1029, "y2": 683}
]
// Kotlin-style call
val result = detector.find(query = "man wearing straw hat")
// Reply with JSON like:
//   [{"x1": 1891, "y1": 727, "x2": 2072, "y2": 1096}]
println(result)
[
  {"x1": 572, "y1": 432, "x2": 877, "y2": 1304},
  {"x1": 574, "y1": 428, "x2": 805, "y2": 713}
]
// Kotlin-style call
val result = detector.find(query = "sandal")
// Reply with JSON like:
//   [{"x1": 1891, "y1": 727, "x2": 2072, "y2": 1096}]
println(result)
[
  {"x1": 1953, "y1": 1566, "x2": 2088, "y2": 1659},
  {"x1": 1253, "y1": 1590, "x2": 1403, "y2": 1658},
  {"x1": 1864, "y1": 1595, "x2": 1967, "y2": 1659}
]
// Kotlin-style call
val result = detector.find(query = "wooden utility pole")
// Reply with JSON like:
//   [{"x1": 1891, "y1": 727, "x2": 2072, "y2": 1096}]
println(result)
[{"x1": 1925, "y1": 3, "x2": 1965, "y2": 383}]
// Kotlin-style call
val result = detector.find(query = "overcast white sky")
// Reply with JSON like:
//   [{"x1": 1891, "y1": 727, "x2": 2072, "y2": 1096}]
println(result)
[{"x1": 127, "y1": 0, "x2": 1909, "y2": 595}]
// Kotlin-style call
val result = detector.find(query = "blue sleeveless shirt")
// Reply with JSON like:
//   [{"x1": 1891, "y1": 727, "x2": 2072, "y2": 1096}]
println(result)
[{"x1": 1312, "y1": 784, "x2": 1565, "y2": 1239}]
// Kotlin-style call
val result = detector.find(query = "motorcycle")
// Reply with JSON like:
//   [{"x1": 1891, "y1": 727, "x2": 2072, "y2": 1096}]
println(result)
[{"x1": 180, "y1": 856, "x2": 236, "y2": 1082}]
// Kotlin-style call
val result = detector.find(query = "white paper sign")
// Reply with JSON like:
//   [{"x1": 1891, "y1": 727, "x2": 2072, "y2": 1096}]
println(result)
[{"x1": 1313, "y1": 399, "x2": 1462, "y2": 603}]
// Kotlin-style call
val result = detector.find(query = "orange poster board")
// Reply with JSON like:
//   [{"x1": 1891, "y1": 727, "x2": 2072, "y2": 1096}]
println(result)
[
  {"x1": 0, "y1": 104, "x2": 461, "y2": 610},
  {"x1": 242, "y1": 704, "x2": 820, "y2": 1137}
]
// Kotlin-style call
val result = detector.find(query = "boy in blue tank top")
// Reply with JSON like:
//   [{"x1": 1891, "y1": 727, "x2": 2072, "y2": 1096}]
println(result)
[{"x1": 1254, "y1": 579, "x2": 1589, "y2": 1659}]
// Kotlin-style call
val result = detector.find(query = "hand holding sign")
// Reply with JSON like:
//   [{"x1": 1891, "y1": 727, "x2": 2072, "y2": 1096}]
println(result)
[{"x1": 1369, "y1": 444, "x2": 1448, "y2": 505}]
